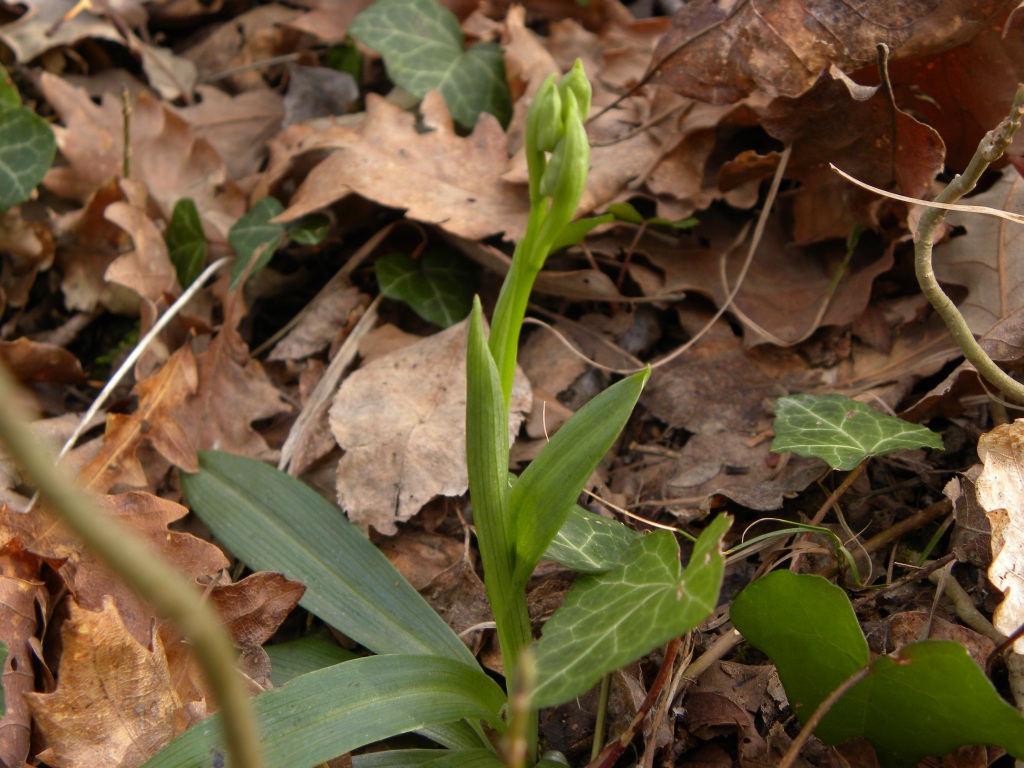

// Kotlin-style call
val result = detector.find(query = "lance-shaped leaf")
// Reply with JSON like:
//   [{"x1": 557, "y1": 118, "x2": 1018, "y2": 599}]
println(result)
[
  {"x1": 143, "y1": 655, "x2": 506, "y2": 768},
  {"x1": 732, "y1": 570, "x2": 1024, "y2": 766},
  {"x1": 511, "y1": 368, "x2": 649, "y2": 584},
  {"x1": 265, "y1": 637, "x2": 356, "y2": 687},
  {"x1": 181, "y1": 451, "x2": 477, "y2": 667},
  {"x1": 772, "y1": 394, "x2": 943, "y2": 471},
  {"x1": 166, "y1": 198, "x2": 207, "y2": 289},
  {"x1": 532, "y1": 515, "x2": 730, "y2": 708}
]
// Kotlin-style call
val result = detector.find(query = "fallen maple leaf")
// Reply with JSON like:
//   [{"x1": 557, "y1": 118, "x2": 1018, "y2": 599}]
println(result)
[
  {"x1": 26, "y1": 598, "x2": 189, "y2": 768},
  {"x1": 329, "y1": 316, "x2": 531, "y2": 534}
]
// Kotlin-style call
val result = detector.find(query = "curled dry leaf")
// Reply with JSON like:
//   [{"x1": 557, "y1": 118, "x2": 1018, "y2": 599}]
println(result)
[
  {"x1": 26, "y1": 598, "x2": 189, "y2": 768},
  {"x1": 0, "y1": 339, "x2": 86, "y2": 385},
  {"x1": 330, "y1": 316, "x2": 531, "y2": 534},
  {"x1": 977, "y1": 419, "x2": 1024, "y2": 653},
  {"x1": 209, "y1": 572, "x2": 306, "y2": 650}
]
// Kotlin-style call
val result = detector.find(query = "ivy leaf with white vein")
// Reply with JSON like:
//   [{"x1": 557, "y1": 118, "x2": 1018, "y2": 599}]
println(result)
[
  {"x1": 350, "y1": 0, "x2": 511, "y2": 130},
  {"x1": 772, "y1": 394, "x2": 943, "y2": 471},
  {"x1": 532, "y1": 515, "x2": 730, "y2": 708},
  {"x1": 542, "y1": 506, "x2": 637, "y2": 574}
]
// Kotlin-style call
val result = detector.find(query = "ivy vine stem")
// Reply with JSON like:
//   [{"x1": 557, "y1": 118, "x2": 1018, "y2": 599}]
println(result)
[{"x1": 914, "y1": 83, "x2": 1024, "y2": 402}]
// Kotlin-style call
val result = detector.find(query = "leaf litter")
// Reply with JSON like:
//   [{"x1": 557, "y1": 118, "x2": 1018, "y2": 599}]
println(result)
[{"x1": 0, "y1": 0, "x2": 1023, "y2": 766}]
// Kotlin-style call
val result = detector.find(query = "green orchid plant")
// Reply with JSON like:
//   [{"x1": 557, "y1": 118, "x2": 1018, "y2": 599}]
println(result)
[{"x1": 144, "y1": 61, "x2": 729, "y2": 768}]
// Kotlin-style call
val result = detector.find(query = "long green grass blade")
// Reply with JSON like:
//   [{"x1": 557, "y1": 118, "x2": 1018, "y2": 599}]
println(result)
[
  {"x1": 512, "y1": 368, "x2": 649, "y2": 584},
  {"x1": 144, "y1": 655, "x2": 506, "y2": 768},
  {"x1": 181, "y1": 451, "x2": 476, "y2": 666}
]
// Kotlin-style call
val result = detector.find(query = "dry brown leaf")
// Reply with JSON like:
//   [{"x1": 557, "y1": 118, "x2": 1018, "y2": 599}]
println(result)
[
  {"x1": 329, "y1": 317, "x2": 531, "y2": 534},
  {"x1": 39, "y1": 74, "x2": 245, "y2": 237},
  {"x1": 977, "y1": 420, "x2": 1024, "y2": 653},
  {"x1": 0, "y1": 538, "x2": 45, "y2": 767},
  {"x1": 649, "y1": 0, "x2": 987, "y2": 105},
  {"x1": 173, "y1": 290, "x2": 290, "y2": 461},
  {"x1": 0, "y1": 208, "x2": 55, "y2": 311},
  {"x1": 78, "y1": 346, "x2": 199, "y2": 494},
  {"x1": 932, "y1": 171, "x2": 1024, "y2": 337},
  {"x1": 26, "y1": 598, "x2": 188, "y2": 768},
  {"x1": 760, "y1": 65, "x2": 945, "y2": 244},
  {"x1": 268, "y1": 279, "x2": 368, "y2": 362},
  {"x1": 0, "y1": 339, "x2": 86, "y2": 385},
  {"x1": 275, "y1": 92, "x2": 531, "y2": 241},
  {"x1": 209, "y1": 572, "x2": 305, "y2": 650},
  {"x1": 176, "y1": 86, "x2": 285, "y2": 180}
]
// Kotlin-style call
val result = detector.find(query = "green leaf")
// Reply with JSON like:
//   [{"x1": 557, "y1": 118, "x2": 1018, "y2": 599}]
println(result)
[
  {"x1": 377, "y1": 248, "x2": 475, "y2": 328},
  {"x1": 732, "y1": 571, "x2": 1024, "y2": 767},
  {"x1": 143, "y1": 655, "x2": 506, "y2": 768},
  {"x1": 287, "y1": 213, "x2": 331, "y2": 246},
  {"x1": 265, "y1": 637, "x2": 357, "y2": 687},
  {"x1": 181, "y1": 451, "x2": 477, "y2": 667},
  {"x1": 228, "y1": 196, "x2": 287, "y2": 289},
  {"x1": 730, "y1": 571, "x2": 870, "y2": 739},
  {"x1": 423, "y1": 749, "x2": 508, "y2": 768},
  {"x1": 0, "y1": 72, "x2": 21, "y2": 109},
  {"x1": 771, "y1": 394, "x2": 943, "y2": 471},
  {"x1": 549, "y1": 213, "x2": 615, "y2": 252},
  {"x1": 532, "y1": 515, "x2": 730, "y2": 708},
  {"x1": 604, "y1": 202, "x2": 697, "y2": 231},
  {"x1": 353, "y1": 751, "x2": 446, "y2": 768},
  {"x1": 166, "y1": 199, "x2": 207, "y2": 289},
  {"x1": 542, "y1": 505, "x2": 637, "y2": 573},
  {"x1": 0, "y1": 105, "x2": 56, "y2": 211},
  {"x1": 512, "y1": 368, "x2": 649, "y2": 584},
  {"x1": 350, "y1": 0, "x2": 511, "y2": 129}
]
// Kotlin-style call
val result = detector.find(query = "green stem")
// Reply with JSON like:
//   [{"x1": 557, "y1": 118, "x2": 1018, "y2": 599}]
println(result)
[
  {"x1": 914, "y1": 83, "x2": 1024, "y2": 402},
  {"x1": 0, "y1": 365, "x2": 262, "y2": 768}
]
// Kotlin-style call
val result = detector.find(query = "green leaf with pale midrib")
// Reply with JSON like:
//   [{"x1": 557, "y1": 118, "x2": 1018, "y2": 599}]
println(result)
[
  {"x1": 377, "y1": 249, "x2": 475, "y2": 327},
  {"x1": 542, "y1": 504, "x2": 637, "y2": 573},
  {"x1": 143, "y1": 655, "x2": 506, "y2": 768},
  {"x1": 228, "y1": 196, "x2": 287, "y2": 289},
  {"x1": 350, "y1": 0, "x2": 511, "y2": 129},
  {"x1": 771, "y1": 394, "x2": 943, "y2": 471},
  {"x1": 532, "y1": 515, "x2": 730, "y2": 708},
  {"x1": 732, "y1": 570, "x2": 1024, "y2": 767},
  {"x1": 181, "y1": 451, "x2": 476, "y2": 667},
  {"x1": 511, "y1": 368, "x2": 649, "y2": 585}
]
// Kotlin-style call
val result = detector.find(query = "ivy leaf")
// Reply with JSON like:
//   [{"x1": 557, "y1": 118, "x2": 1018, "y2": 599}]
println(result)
[
  {"x1": 376, "y1": 248, "x2": 475, "y2": 327},
  {"x1": 732, "y1": 571, "x2": 1024, "y2": 767},
  {"x1": 350, "y1": 0, "x2": 511, "y2": 129},
  {"x1": 771, "y1": 394, "x2": 943, "y2": 471},
  {"x1": 542, "y1": 506, "x2": 637, "y2": 574},
  {"x1": 532, "y1": 515, "x2": 730, "y2": 708},
  {"x1": 287, "y1": 213, "x2": 331, "y2": 246},
  {"x1": 0, "y1": 104, "x2": 56, "y2": 211},
  {"x1": 166, "y1": 199, "x2": 207, "y2": 289},
  {"x1": 228, "y1": 197, "x2": 287, "y2": 289}
]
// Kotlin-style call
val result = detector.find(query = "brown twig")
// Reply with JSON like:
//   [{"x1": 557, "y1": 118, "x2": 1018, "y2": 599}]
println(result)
[{"x1": 587, "y1": 637, "x2": 682, "y2": 768}]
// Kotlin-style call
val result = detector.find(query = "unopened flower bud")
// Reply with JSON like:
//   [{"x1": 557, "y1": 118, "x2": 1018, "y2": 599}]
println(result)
[
  {"x1": 526, "y1": 75, "x2": 563, "y2": 154},
  {"x1": 558, "y1": 60, "x2": 592, "y2": 122}
]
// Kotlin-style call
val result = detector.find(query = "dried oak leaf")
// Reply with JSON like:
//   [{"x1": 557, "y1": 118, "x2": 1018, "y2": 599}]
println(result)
[
  {"x1": 329, "y1": 317, "x2": 531, "y2": 534},
  {"x1": 78, "y1": 346, "x2": 199, "y2": 494},
  {"x1": 976, "y1": 420, "x2": 1024, "y2": 653},
  {"x1": 648, "y1": 0, "x2": 986, "y2": 104},
  {"x1": 26, "y1": 598, "x2": 188, "y2": 768},
  {"x1": 0, "y1": 537, "x2": 45, "y2": 768},
  {"x1": 760, "y1": 65, "x2": 945, "y2": 244},
  {"x1": 275, "y1": 91, "x2": 531, "y2": 241},
  {"x1": 173, "y1": 290, "x2": 290, "y2": 461},
  {"x1": 38, "y1": 74, "x2": 244, "y2": 237}
]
